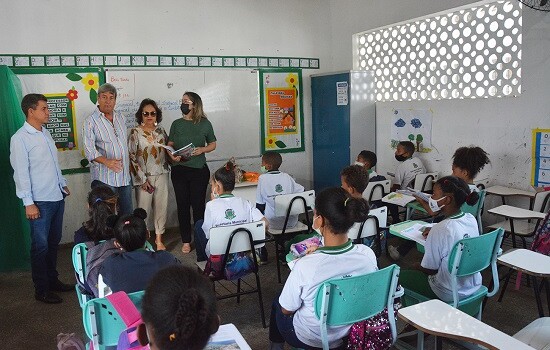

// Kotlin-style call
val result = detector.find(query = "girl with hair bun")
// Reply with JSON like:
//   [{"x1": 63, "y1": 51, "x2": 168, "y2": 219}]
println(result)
[
  {"x1": 74, "y1": 185, "x2": 118, "y2": 244},
  {"x1": 98, "y1": 208, "x2": 179, "y2": 296},
  {"x1": 194, "y1": 161, "x2": 267, "y2": 263},
  {"x1": 269, "y1": 187, "x2": 378, "y2": 349},
  {"x1": 399, "y1": 175, "x2": 481, "y2": 304},
  {"x1": 138, "y1": 265, "x2": 220, "y2": 350}
]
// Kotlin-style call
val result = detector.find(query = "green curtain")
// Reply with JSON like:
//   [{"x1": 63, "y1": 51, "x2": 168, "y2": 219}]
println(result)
[{"x1": 0, "y1": 65, "x2": 30, "y2": 272}]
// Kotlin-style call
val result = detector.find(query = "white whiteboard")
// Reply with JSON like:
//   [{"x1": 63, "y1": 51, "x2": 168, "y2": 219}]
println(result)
[{"x1": 105, "y1": 69, "x2": 261, "y2": 161}]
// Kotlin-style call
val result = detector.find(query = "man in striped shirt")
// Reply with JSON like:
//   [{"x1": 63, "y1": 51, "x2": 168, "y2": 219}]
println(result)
[{"x1": 83, "y1": 83, "x2": 132, "y2": 215}]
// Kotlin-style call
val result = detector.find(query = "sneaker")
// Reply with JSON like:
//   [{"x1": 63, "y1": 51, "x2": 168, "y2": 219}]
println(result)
[
  {"x1": 50, "y1": 280, "x2": 75, "y2": 292},
  {"x1": 388, "y1": 245, "x2": 401, "y2": 261},
  {"x1": 35, "y1": 291, "x2": 62, "y2": 304}
]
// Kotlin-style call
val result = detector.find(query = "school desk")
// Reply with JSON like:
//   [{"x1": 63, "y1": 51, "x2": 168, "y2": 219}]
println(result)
[
  {"x1": 497, "y1": 248, "x2": 550, "y2": 317},
  {"x1": 486, "y1": 185, "x2": 536, "y2": 206},
  {"x1": 389, "y1": 220, "x2": 429, "y2": 254},
  {"x1": 487, "y1": 205, "x2": 546, "y2": 248},
  {"x1": 233, "y1": 180, "x2": 258, "y2": 204},
  {"x1": 207, "y1": 323, "x2": 251, "y2": 349},
  {"x1": 397, "y1": 299, "x2": 535, "y2": 350}
]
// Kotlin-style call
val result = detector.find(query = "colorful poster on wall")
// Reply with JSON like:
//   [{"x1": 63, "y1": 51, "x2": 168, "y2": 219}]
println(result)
[
  {"x1": 15, "y1": 68, "x2": 103, "y2": 170},
  {"x1": 259, "y1": 69, "x2": 304, "y2": 153},
  {"x1": 532, "y1": 129, "x2": 550, "y2": 187},
  {"x1": 391, "y1": 109, "x2": 433, "y2": 153}
]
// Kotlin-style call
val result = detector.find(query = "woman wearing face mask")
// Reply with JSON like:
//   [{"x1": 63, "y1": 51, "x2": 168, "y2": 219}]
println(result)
[
  {"x1": 167, "y1": 92, "x2": 217, "y2": 254},
  {"x1": 399, "y1": 176, "x2": 480, "y2": 304},
  {"x1": 193, "y1": 162, "x2": 267, "y2": 263},
  {"x1": 269, "y1": 187, "x2": 378, "y2": 350}
]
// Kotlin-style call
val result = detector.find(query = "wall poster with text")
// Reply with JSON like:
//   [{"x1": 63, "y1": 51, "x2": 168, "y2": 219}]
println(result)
[{"x1": 259, "y1": 69, "x2": 304, "y2": 153}]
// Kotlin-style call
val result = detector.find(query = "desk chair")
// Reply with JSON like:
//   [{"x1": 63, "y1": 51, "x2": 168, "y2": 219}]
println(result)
[
  {"x1": 82, "y1": 290, "x2": 144, "y2": 350},
  {"x1": 403, "y1": 228, "x2": 504, "y2": 319},
  {"x1": 488, "y1": 190, "x2": 550, "y2": 248},
  {"x1": 461, "y1": 190, "x2": 486, "y2": 234},
  {"x1": 315, "y1": 264, "x2": 402, "y2": 350},
  {"x1": 349, "y1": 206, "x2": 388, "y2": 257},
  {"x1": 196, "y1": 221, "x2": 267, "y2": 328},
  {"x1": 269, "y1": 190, "x2": 315, "y2": 283},
  {"x1": 72, "y1": 243, "x2": 92, "y2": 308},
  {"x1": 514, "y1": 317, "x2": 550, "y2": 350},
  {"x1": 362, "y1": 179, "x2": 391, "y2": 203}
]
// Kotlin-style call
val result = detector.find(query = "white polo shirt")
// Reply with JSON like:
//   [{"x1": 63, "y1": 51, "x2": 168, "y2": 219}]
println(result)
[
  {"x1": 394, "y1": 156, "x2": 425, "y2": 189},
  {"x1": 202, "y1": 194, "x2": 264, "y2": 256},
  {"x1": 421, "y1": 211, "x2": 481, "y2": 302},
  {"x1": 256, "y1": 171, "x2": 304, "y2": 230},
  {"x1": 279, "y1": 241, "x2": 378, "y2": 348}
]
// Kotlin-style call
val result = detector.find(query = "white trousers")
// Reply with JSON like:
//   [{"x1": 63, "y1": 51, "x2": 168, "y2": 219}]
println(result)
[{"x1": 135, "y1": 173, "x2": 169, "y2": 235}]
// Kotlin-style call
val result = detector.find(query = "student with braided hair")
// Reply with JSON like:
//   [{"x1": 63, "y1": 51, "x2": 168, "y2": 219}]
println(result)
[
  {"x1": 399, "y1": 176, "x2": 481, "y2": 303},
  {"x1": 138, "y1": 265, "x2": 220, "y2": 350},
  {"x1": 98, "y1": 208, "x2": 179, "y2": 295}
]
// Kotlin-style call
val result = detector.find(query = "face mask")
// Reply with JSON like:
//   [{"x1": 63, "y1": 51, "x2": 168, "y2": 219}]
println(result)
[
  {"x1": 260, "y1": 165, "x2": 268, "y2": 174},
  {"x1": 180, "y1": 103, "x2": 190, "y2": 115},
  {"x1": 354, "y1": 161, "x2": 364, "y2": 167},
  {"x1": 312, "y1": 215, "x2": 322, "y2": 236},
  {"x1": 428, "y1": 196, "x2": 447, "y2": 212},
  {"x1": 367, "y1": 168, "x2": 373, "y2": 174},
  {"x1": 395, "y1": 154, "x2": 407, "y2": 162}
]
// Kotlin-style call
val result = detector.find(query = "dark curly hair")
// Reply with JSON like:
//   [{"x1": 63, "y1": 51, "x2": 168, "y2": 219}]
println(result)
[
  {"x1": 109, "y1": 208, "x2": 148, "y2": 252},
  {"x1": 341, "y1": 165, "x2": 370, "y2": 194},
  {"x1": 452, "y1": 146, "x2": 490, "y2": 179},
  {"x1": 141, "y1": 265, "x2": 219, "y2": 350},
  {"x1": 135, "y1": 98, "x2": 163, "y2": 124},
  {"x1": 315, "y1": 187, "x2": 370, "y2": 234},
  {"x1": 436, "y1": 176, "x2": 480, "y2": 207}
]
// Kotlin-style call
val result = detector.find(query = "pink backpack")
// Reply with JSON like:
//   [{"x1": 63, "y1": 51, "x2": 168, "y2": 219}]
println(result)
[
  {"x1": 105, "y1": 292, "x2": 149, "y2": 350},
  {"x1": 531, "y1": 210, "x2": 550, "y2": 255}
]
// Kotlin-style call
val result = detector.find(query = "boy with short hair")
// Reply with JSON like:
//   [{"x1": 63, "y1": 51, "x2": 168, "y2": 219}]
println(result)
[
  {"x1": 341, "y1": 165, "x2": 370, "y2": 199},
  {"x1": 355, "y1": 150, "x2": 386, "y2": 182}
]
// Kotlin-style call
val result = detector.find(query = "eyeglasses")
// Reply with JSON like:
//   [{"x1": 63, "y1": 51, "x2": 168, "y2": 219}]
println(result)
[{"x1": 142, "y1": 111, "x2": 157, "y2": 116}]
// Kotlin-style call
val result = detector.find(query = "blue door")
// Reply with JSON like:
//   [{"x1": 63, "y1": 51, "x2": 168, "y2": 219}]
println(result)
[{"x1": 312, "y1": 73, "x2": 350, "y2": 192}]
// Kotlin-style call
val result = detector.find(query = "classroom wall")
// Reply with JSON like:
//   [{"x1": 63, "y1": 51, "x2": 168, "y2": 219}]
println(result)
[
  {"x1": 1, "y1": 0, "x2": 334, "y2": 242},
  {"x1": 328, "y1": 0, "x2": 550, "y2": 223}
]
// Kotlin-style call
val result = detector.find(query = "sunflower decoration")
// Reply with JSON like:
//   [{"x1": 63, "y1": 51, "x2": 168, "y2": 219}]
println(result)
[
  {"x1": 285, "y1": 73, "x2": 299, "y2": 88},
  {"x1": 65, "y1": 72, "x2": 100, "y2": 104},
  {"x1": 266, "y1": 136, "x2": 287, "y2": 149}
]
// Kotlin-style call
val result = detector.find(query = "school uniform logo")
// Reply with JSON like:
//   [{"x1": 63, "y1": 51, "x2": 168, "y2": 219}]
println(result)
[
  {"x1": 225, "y1": 209, "x2": 236, "y2": 220},
  {"x1": 275, "y1": 184, "x2": 283, "y2": 193}
]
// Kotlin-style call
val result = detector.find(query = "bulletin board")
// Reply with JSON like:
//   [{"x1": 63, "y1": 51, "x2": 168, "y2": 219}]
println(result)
[
  {"x1": 259, "y1": 69, "x2": 305, "y2": 153},
  {"x1": 14, "y1": 67, "x2": 104, "y2": 172},
  {"x1": 532, "y1": 129, "x2": 550, "y2": 187}
]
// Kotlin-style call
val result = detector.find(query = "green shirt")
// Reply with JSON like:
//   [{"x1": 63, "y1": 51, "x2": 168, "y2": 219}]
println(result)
[{"x1": 168, "y1": 118, "x2": 216, "y2": 169}]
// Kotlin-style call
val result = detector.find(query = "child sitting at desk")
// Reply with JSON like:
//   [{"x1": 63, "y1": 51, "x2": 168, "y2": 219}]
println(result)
[
  {"x1": 98, "y1": 208, "x2": 179, "y2": 296},
  {"x1": 388, "y1": 141, "x2": 426, "y2": 223},
  {"x1": 194, "y1": 161, "x2": 266, "y2": 263},
  {"x1": 355, "y1": 150, "x2": 386, "y2": 182},
  {"x1": 256, "y1": 151, "x2": 304, "y2": 262},
  {"x1": 269, "y1": 187, "x2": 377, "y2": 350},
  {"x1": 388, "y1": 146, "x2": 490, "y2": 260},
  {"x1": 74, "y1": 185, "x2": 118, "y2": 244},
  {"x1": 138, "y1": 265, "x2": 220, "y2": 350},
  {"x1": 341, "y1": 165, "x2": 370, "y2": 200},
  {"x1": 399, "y1": 176, "x2": 480, "y2": 303}
]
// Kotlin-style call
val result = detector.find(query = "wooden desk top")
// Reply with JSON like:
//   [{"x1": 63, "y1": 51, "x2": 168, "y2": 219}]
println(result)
[
  {"x1": 398, "y1": 299, "x2": 534, "y2": 350},
  {"x1": 498, "y1": 248, "x2": 550, "y2": 277},
  {"x1": 488, "y1": 205, "x2": 546, "y2": 220},
  {"x1": 486, "y1": 185, "x2": 536, "y2": 198}
]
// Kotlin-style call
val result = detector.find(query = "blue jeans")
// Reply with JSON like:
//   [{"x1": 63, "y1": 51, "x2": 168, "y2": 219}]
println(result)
[
  {"x1": 269, "y1": 297, "x2": 321, "y2": 349},
  {"x1": 91, "y1": 180, "x2": 133, "y2": 215},
  {"x1": 194, "y1": 220, "x2": 208, "y2": 262},
  {"x1": 29, "y1": 200, "x2": 65, "y2": 294}
]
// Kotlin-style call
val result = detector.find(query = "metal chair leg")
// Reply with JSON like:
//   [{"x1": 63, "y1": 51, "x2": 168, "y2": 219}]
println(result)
[
  {"x1": 532, "y1": 276, "x2": 545, "y2": 317},
  {"x1": 498, "y1": 268, "x2": 513, "y2": 302},
  {"x1": 237, "y1": 279, "x2": 241, "y2": 304}
]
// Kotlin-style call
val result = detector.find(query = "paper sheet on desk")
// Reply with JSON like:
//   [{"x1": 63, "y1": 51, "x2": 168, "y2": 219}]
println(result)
[
  {"x1": 206, "y1": 323, "x2": 251, "y2": 350},
  {"x1": 400, "y1": 223, "x2": 434, "y2": 246},
  {"x1": 397, "y1": 188, "x2": 431, "y2": 202},
  {"x1": 382, "y1": 192, "x2": 415, "y2": 207}
]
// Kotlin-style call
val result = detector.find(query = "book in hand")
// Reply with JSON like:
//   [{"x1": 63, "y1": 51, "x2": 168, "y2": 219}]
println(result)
[
  {"x1": 397, "y1": 187, "x2": 432, "y2": 202},
  {"x1": 160, "y1": 143, "x2": 195, "y2": 159},
  {"x1": 382, "y1": 192, "x2": 416, "y2": 206}
]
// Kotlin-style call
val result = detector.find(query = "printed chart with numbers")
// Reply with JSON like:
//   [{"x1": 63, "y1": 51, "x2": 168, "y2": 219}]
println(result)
[{"x1": 532, "y1": 129, "x2": 550, "y2": 186}]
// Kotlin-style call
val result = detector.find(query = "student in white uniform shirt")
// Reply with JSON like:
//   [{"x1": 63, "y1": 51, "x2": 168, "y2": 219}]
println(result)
[
  {"x1": 388, "y1": 141, "x2": 426, "y2": 224},
  {"x1": 399, "y1": 176, "x2": 481, "y2": 303},
  {"x1": 256, "y1": 151, "x2": 304, "y2": 263},
  {"x1": 194, "y1": 162, "x2": 266, "y2": 262},
  {"x1": 354, "y1": 150, "x2": 386, "y2": 182},
  {"x1": 269, "y1": 187, "x2": 378, "y2": 350},
  {"x1": 388, "y1": 146, "x2": 490, "y2": 260}
]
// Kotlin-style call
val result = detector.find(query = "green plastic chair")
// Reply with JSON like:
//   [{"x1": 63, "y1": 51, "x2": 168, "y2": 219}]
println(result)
[
  {"x1": 72, "y1": 243, "x2": 92, "y2": 308},
  {"x1": 314, "y1": 264, "x2": 402, "y2": 350},
  {"x1": 403, "y1": 227, "x2": 504, "y2": 319},
  {"x1": 82, "y1": 290, "x2": 145, "y2": 350}
]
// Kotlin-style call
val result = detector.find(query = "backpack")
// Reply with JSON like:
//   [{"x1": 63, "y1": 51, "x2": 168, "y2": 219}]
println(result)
[
  {"x1": 105, "y1": 292, "x2": 149, "y2": 350},
  {"x1": 57, "y1": 333, "x2": 85, "y2": 350},
  {"x1": 85, "y1": 239, "x2": 118, "y2": 297},
  {"x1": 346, "y1": 302, "x2": 400, "y2": 350},
  {"x1": 204, "y1": 252, "x2": 255, "y2": 280},
  {"x1": 531, "y1": 210, "x2": 550, "y2": 255}
]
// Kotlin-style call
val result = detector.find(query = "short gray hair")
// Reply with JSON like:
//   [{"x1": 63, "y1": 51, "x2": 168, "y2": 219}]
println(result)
[{"x1": 97, "y1": 83, "x2": 117, "y2": 98}]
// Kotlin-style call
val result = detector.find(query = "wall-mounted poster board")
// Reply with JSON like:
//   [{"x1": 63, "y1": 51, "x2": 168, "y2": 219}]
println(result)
[
  {"x1": 14, "y1": 68, "x2": 104, "y2": 172},
  {"x1": 259, "y1": 69, "x2": 305, "y2": 153},
  {"x1": 105, "y1": 69, "x2": 261, "y2": 161},
  {"x1": 532, "y1": 129, "x2": 550, "y2": 187}
]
